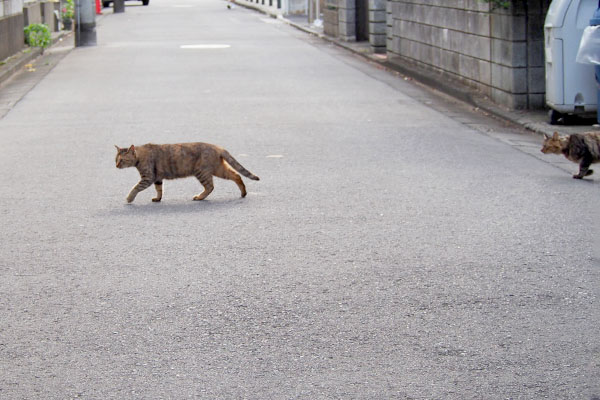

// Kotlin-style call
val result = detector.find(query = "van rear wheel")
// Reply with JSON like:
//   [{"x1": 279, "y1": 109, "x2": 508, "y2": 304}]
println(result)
[{"x1": 549, "y1": 110, "x2": 564, "y2": 125}]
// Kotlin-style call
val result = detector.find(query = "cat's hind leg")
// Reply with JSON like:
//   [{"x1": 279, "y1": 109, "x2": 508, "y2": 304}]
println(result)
[
  {"x1": 193, "y1": 172, "x2": 214, "y2": 201},
  {"x1": 216, "y1": 163, "x2": 247, "y2": 197},
  {"x1": 152, "y1": 181, "x2": 163, "y2": 202}
]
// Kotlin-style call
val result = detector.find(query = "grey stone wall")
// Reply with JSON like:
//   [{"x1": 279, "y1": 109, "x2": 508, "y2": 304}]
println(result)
[
  {"x1": 337, "y1": 0, "x2": 356, "y2": 41},
  {"x1": 42, "y1": 1, "x2": 59, "y2": 32},
  {"x1": 387, "y1": 0, "x2": 550, "y2": 110},
  {"x1": 324, "y1": 0, "x2": 339, "y2": 37},
  {"x1": 23, "y1": 0, "x2": 42, "y2": 25},
  {"x1": 0, "y1": 12, "x2": 24, "y2": 61},
  {"x1": 24, "y1": 1, "x2": 59, "y2": 30},
  {"x1": 368, "y1": 0, "x2": 385, "y2": 53},
  {"x1": 1, "y1": 0, "x2": 23, "y2": 61},
  {"x1": 492, "y1": 1, "x2": 547, "y2": 109},
  {"x1": 324, "y1": 0, "x2": 386, "y2": 53},
  {"x1": 1, "y1": 0, "x2": 24, "y2": 17}
]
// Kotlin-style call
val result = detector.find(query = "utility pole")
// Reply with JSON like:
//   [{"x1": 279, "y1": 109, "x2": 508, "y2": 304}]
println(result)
[
  {"x1": 113, "y1": 0, "x2": 125, "y2": 13},
  {"x1": 75, "y1": 0, "x2": 97, "y2": 46}
]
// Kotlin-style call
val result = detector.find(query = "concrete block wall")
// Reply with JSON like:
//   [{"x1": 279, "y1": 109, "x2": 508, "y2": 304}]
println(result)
[
  {"x1": 387, "y1": 0, "x2": 550, "y2": 110},
  {"x1": 0, "y1": 0, "x2": 24, "y2": 61},
  {"x1": 23, "y1": 0, "x2": 42, "y2": 25},
  {"x1": 490, "y1": 1, "x2": 547, "y2": 109},
  {"x1": 42, "y1": 1, "x2": 59, "y2": 32},
  {"x1": 368, "y1": 0, "x2": 385, "y2": 53},
  {"x1": 323, "y1": 0, "x2": 338, "y2": 36},
  {"x1": 1, "y1": 0, "x2": 23, "y2": 16},
  {"x1": 337, "y1": 0, "x2": 355, "y2": 41},
  {"x1": 24, "y1": 1, "x2": 58, "y2": 30},
  {"x1": 323, "y1": 0, "x2": 387, "y2": 51}
]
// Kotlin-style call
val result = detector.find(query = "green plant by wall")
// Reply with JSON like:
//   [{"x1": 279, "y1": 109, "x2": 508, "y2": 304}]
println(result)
[
  {"x1": 24, "y1": 24, "x2": 52, "y2": 54},
  {"x1": 62, "y1": 0, "x2": 74, "y2": 20}
]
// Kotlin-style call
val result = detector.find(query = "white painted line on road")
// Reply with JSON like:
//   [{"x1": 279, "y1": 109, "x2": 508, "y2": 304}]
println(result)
[{"x1": 180, "y1": 44, "x2": 231, "y2": 49}]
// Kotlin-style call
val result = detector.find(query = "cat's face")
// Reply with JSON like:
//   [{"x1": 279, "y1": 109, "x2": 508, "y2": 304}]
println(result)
[
  {"x1": 541, "y1": 132, "x2": 565, "y2": 155},
  {"x1": 115, "y1": 145, "x2": 137, "y2": 168}
]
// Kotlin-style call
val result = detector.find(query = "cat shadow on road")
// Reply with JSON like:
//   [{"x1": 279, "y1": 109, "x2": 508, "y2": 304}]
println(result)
[{"x1": 102, "y1": 197, "x2": 251, "y2": 217}]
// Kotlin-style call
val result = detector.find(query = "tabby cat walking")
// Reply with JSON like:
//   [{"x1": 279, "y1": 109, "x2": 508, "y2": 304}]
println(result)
[
  {"x1": 541, "y1": 132, "x2": 600, "y2": 179},
  {"x1": 115, "y1": 142, "x2": 259, "y2": 203}
]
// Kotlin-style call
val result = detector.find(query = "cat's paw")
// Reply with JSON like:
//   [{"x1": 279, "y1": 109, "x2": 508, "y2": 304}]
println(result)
[
  {"x1": 152, "y1": 198, "x2": 161, "y2": 202},
  {"x1": 126, "y1": 195, "x2": 135, "y2": 203},
  {"x1": 586, "y1": 169, "x2": 594, "y2": 176},
  {"x1": 573, "y1": 174, "x2": 584, "y2": 179}
]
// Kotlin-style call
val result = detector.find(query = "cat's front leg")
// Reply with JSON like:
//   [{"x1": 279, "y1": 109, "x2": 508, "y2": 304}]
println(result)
[
  {"x1": 126, "y1": 190, "x2": 137, "y2": 203},
  {"x1": 127, "y1": 179, "x2": 152, "y2": 203},
  {"x1": 574, "y1": 158, "x2": 593, "y2": 179}
]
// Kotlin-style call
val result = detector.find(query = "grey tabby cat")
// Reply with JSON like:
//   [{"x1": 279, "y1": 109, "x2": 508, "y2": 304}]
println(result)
[{"x1": 115, "y1": 142, "x2": 259, "y2": 203}]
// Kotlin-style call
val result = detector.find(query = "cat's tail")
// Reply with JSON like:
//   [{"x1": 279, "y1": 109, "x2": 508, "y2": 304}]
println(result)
[{"x1": 222, "y1": 151, "x2": 260, "y2": 181}]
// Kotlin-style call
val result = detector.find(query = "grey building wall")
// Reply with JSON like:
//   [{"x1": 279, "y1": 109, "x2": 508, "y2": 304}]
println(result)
[
  {"x1": 386, "y1": 0, "x2": 550, "y2": 110},
  {"x1": 42, "y1": 1, "x2": 60, "y2": 32},
  {"x1": 337, "y1": 0, "x2": 356, "y2": 41},
  {"x1": 324, "y1": 0, "x2": 387, "y2": 52},
  {"x1": 324, "y1": 0, "x2": 339, "y2": 36},
  {"x1": 369, "y1": 0, "x2": 385, "y2": 53},
  {"x1": 23, "y1": 0, "x2": 41, "y2": 25},
  {"x1": 0, "y1": 0, "x2": 24, "y2": 61}
]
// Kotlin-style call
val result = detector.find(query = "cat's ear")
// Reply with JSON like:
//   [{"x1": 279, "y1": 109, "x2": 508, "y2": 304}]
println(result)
[
  {"x1": 552, "y1": 132, "x2": 560, "y2": 140},
  {"x1": 114, "y1": 145, "x2": 120, "y2": 151},
  {"x1": 544, "y1": 133, "x2": 550, "y2": 140},
  {"x1": 128, "y1": 145, "x2": 136, "y2": 154}
]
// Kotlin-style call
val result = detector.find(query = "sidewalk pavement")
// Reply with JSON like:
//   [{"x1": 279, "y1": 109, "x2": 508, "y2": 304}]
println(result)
[{"x1": 1, "y1": 6, "x2": 598, "y2": 140}]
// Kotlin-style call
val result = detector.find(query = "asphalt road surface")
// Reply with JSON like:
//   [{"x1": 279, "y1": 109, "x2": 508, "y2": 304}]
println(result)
[{"x1": 0, "y1": 0, "x2": 599, "y2": 398}]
